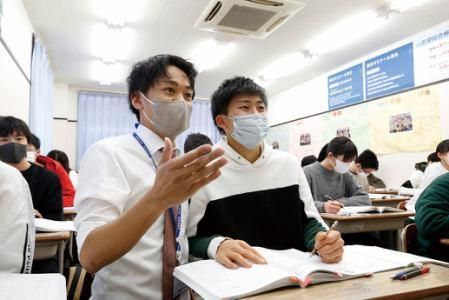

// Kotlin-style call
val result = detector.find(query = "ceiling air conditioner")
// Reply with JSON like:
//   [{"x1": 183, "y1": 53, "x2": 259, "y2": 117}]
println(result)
[{"x1": 194, "y1": 0, "x2": 305, "y2": 39}]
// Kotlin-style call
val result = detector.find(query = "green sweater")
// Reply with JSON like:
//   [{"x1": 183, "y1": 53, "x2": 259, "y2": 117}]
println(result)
[{"x1": 415, "y1": 172, "x2": 449, "y2": 261}]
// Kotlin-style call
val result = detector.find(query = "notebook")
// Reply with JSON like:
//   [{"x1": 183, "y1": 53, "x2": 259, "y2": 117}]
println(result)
[
  {"x1": 35, "y1": 218, "x2": 76, "y2": 232},
  {"x1": 175, "y1": 245, "x2": 448, "y2": 299},
  {"x1": 338, "y1": 206, "x2": 403, "y2": 215}
]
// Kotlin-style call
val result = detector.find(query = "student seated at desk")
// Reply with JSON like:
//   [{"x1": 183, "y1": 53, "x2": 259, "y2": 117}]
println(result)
[
  {"x1": 348, "y1": 149, "x2": 380, "y2": 192},
  {"x1": 415, "y1": 172, "x2": 449, "y2": 262},
  {"x1": 0, "y1": 161, "x2": 35, "y2": 273},
  {"x1": 47, "y1": 149, "x2": 78, "y2": 188},
  {"x1": 28, "y1": 134, "x2": 75, "y2": 207},
  {"x1": 303, "y1": 138, "x2": 381, "y2": 246},
  {"x1": 188, "y1": 77, "x2": 343, "y2": 269},
  {"x1": 406, "y1": 139, "x2": 449, "y2": 213}
]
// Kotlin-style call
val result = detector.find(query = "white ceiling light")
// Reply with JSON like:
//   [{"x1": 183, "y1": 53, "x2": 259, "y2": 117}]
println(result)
[
  {"x1": 189, "y1": 40, "x2": 234, "y2": 72},
  {"x1": 389, "y1": 0, "x2": 434, "y2": 12},
  {"x1": 306, "y1": 11, "x2": 387, "y2": 56},
  {"x1": 91, "y1": 60, "x2": 125, "y2": 86},
  {"x1": 258, "y1": 51, "x2": 313, "y2": 81},
  {"x1": 89, "y1": 22, "x2": 131, "y2": 64},
  {"x1": 90, "y1": 0, "x2": 148, "y2": 25}
]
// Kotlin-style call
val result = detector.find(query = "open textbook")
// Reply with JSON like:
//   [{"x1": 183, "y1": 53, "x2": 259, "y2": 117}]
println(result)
[
  {"x1": 35, "y1": 218, "x2": 76, "y2": 232},
  {"x1": 338, "y1": 206, "x2": 403, "y2": 214},
  {"x1": 174, "y1": 245, "x2": 448, "y2": 300}
]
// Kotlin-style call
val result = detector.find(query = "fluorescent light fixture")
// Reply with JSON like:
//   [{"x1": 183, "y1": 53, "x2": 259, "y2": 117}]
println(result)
[
  {"x1": 89, "y1": 22, "x2": 132, "y2": 64},
  {"x1": 91, "y1": 60, "x2": 125, "y2": 85},
  {"x1": 189, "y1": 40, "x2": 233, "y2": 72},
  {"x1": 90, "y1": 0, "x2": 148, "y2": 24},
  {"x1": 307, "y1": 11, "x2": 387, "y2": 55},
  {"x1": 389, "y1": 0, "x2": 433, "y2": 12},
  {"x1": 258, "y1": 52, "x2": 312, "y2": 81}
]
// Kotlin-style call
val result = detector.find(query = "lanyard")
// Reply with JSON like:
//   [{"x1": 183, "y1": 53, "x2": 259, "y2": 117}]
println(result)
[{"x1": 133, "y1": 132, "x2": 183, "y2": 259}]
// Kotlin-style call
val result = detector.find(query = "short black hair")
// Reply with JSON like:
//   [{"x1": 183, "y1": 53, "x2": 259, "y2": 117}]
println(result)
[
  {"x1": 436, "y1": 139, "x2": 449, "y2": 155},
  {"x1": 326, "y1": 136, "x2": 358, "y2": 162},
  {"x1": 0, "y1": 116, "x2": 32, "y2": 143},
  {"x1": 210, "y1": 76, "x2": 268, "y2": 134},
  {"x1": 184, "y1": 133, "x2": 213, "y2": 153},
  {"x1": 126, "y1": 54, "x2": 198, "y2": 121},
  {"x1": 301, "y1": 155, "x2": 317, "y2": 167},
  {"x1": 415, "y1": 161, "x2": 427, "y2": 172},
  {"x1": 47, "y1": 149, "x2": 70, "y2": 173},
  {"x1": 317, "y1": 143, "x2": 329, "y2": 162},
  {"x1": 427, "y1": 152, "x2": 439, "y2": 163},
  {"x1": 356, "y1": 149, "x2": 379, "y2": 170},
  {"x1": 29, "y1": 133, "x2": 41, "y2": 150}
]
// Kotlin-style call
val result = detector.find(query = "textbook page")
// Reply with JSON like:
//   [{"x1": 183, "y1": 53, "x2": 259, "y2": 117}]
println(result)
[{"x1": 35, "y1": 218, "x2": 76, "y2": 232}]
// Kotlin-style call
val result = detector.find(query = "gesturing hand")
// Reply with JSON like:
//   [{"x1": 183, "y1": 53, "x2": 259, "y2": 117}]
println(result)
[{"x1": 146, "y1": 138, "x2": 227, "y2": 210}]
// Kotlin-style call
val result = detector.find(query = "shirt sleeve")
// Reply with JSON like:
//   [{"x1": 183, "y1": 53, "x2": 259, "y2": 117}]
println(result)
[
  {"x1": 74, "y1": 141, "x2": 131, "y2": 251},
  {"x1": 340, "y1": 173, "x2": 371, "y2": 207},
  {"x1": 41, "y1": 171, "x2": 63, "y2": 221}
]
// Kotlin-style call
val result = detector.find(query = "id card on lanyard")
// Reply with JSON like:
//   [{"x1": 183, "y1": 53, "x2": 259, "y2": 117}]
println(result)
[{"x1": 133, "y1": 132, "x2": 183, "y2": 262}]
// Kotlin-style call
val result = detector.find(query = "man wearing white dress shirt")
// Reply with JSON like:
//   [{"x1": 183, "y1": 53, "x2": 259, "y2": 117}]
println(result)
[{"x1": 75, "y1": 55, "x2": 227, "y2": 300}]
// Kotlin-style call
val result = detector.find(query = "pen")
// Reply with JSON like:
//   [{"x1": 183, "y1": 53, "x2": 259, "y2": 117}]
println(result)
[
  {"x1": 309, "y1": 221, "x2": 339, "y2": 258},
  {"x1": 398, "y1": 266, "x2": 430, "y2": 280},
  {"x1": 390, "y1": 266, "x2": 420, "y2": 280},
  {"x1": 324, "y1": 195, "x2": 344, "y2": 207}
]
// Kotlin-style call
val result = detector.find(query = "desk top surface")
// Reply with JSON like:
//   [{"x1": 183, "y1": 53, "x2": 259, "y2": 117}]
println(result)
[
  {"x1": 321, "y1": 211, "x2": 415, "y2": 221},
  {"x1": 371, "y1": 196, "x2": 410, "y2": 202},
  {"x1": 36, "y1": 231, "x2": 71, "y2": 241},
  {"x1": 244, "y1": 263, "x2": 449, "y2": 300},
  {"x1": 0, "y1": 273, "x2": 66, "y2": 300}
]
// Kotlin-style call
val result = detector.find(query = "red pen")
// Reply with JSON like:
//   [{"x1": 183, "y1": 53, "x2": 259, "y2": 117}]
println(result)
[{"x1": 398, "y1": 266, "x2": 430, "y2": 280}]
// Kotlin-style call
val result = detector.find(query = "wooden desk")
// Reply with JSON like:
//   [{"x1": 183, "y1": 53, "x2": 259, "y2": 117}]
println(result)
[
  {"x1": 371, "y1": 196, "x2": 410, "y2": 208},
  {"x1": 441, "y1": 238, "x2": 449, "y2": 246},
  {"x1": 371, "y1": 189, "x2": 398, "y2": 195},
  {"x1": 321, "y1": 212, "x2": 414, "y2": 250},
  {"x1": 0, "y1": 273, "x2": 66, "y2": 300},
  {"x1": 244, "y1": 263, "x2": 449, "y2": 299},
  {"x1": 35, "y1": 231, "x2": 70, "y2": 274},
  {"x1": 63, "y1": 206, "x2": 76, "y2": 221}
]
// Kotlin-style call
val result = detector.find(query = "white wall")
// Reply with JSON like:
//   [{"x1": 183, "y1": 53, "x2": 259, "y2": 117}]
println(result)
[
  {"x1": 52, "y1": 83, "x2": 78, "y2": 170},
  {"x1": 0, "y1": 0, "x2": 33, "y2": 121},
  {"x1": 268, "y1": 21, "x2": 449, "y2": 188}
]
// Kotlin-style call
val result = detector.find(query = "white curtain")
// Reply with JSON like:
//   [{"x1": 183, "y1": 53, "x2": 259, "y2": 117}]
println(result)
[
  {"x1": 176, "y1": 100, "x2": 221, "y2": 152},
  {"x1": 29, "y1": 36, "x2": 54, "y2": 154},
  {"x1": 76, "y1": 91, "x2": 136, "y2": 169}
]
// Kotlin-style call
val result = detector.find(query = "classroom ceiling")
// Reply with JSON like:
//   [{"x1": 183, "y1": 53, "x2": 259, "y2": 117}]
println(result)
[{"x1": 23, "y1": 0, "x2": 449, "y2": 99}]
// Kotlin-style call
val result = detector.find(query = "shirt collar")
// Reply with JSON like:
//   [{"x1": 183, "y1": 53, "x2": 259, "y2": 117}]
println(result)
[
  {"x1": 134, "y1": 124, "x2": 181, "y2": 158},
  {"x1": 217, "y1": 136, "x2": 271, "y2": 167}
]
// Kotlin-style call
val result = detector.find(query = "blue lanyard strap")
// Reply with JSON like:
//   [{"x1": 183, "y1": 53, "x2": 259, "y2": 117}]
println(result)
[{"x1": 133, "y1": 132, "x2": 182, "y2": 254}]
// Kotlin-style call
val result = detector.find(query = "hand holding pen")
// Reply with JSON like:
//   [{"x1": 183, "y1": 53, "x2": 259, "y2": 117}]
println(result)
[
  {"x1": 323, "y1": 195, "x2": 344, "y2": 214},
  {"x1": 309, "y1": 221, "x2": 340, "y2": 259}
]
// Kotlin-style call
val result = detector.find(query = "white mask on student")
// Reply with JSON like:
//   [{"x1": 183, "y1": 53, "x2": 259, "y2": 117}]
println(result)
[
  {"x1": 26, "y1": 150, "x2": 36, "y2": 163},
  {"x1": 335, "y1": 159, "x2": 350, "y2": 174},
  {"x1": 225, "y1": 114, "x2": 269, "y2": 149},
  {"x1": 139, "y1": 91, "x2": 192, "y2": 138}
]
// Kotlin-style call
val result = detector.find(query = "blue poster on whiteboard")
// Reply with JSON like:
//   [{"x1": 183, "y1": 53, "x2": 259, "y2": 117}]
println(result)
[
  {"x1": 328, "y1": 63, "x2": 364, "y2": 110},
  {"x1": 365, "y1": 43, "x2": 414, "y2": 99}
]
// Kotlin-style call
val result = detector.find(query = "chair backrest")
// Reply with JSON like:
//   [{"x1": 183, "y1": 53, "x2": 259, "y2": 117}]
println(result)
[{"x1": 402, "y1": 223, "x2": 418, "y2": 254}]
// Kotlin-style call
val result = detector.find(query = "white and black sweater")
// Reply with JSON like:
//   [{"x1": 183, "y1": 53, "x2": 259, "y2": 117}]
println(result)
[{"x1": 187, "y1": 138, "x2": 327, "y2": 258}]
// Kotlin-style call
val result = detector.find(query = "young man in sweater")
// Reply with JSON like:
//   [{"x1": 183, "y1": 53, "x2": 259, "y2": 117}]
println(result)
[
  {"x1": 415, "y1": 172, "x2": 449, "y2": 261},
  {"x1": 188, "y1": 77, "x2": 344, "y2": 269}
]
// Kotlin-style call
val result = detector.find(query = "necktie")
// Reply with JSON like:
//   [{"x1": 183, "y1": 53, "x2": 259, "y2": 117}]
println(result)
[{"x1": 162, "y1": 205, "x2": 178, "y2": 300}]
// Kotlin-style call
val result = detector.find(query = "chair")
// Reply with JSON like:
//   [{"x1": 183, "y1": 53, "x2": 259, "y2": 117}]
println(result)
[
  {"x1": 65, "y1": 266, "x2": 93, "y2": 300},
  {"x1": 402, "y1": 223, "x2": 418, "y2": 254}
]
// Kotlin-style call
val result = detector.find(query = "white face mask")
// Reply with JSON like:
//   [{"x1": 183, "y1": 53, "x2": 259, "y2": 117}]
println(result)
[
  {"x1": 225, "y1": 114, "x2": 269, "y2": 150},
  {"x1": 26, "y1": 150, "x2": 36, "y2": 163},
  {"x1": 334, "y1": 159, "x2": 350, "y2": 174},
  {"x1": 139, "y1": 91, "x2": 192, "y2": 138}
]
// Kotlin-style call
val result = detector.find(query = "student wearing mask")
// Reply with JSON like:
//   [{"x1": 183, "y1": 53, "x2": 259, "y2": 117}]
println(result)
[
  {"x1": 348, "y1": 149, "x2": 380, "y2": 192},
  {"x1": 0, "y1": 161, "x2": 35, "y2": 274},
  {"x1": 0, "y1": 116, "x2": 63, "y2": 221},
  {"x1": 28, "y1": 134, "x2": 75, "y2": 207},
  {"x1": 74, "y1": 55, "x2": 227, "y2": 300},
  {"x1": 188, "y1": 77, "x2": 343, "y2": 269},
  {"x1": 303, "y1": 137, "x2": 371, "y2": 214},
  {"x1": 406, "y1": 139, "x2": 449, "y2": 213}
]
